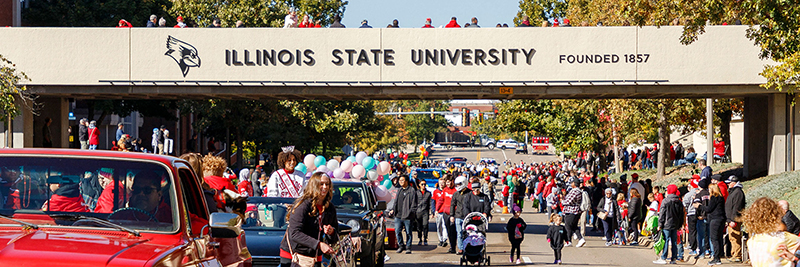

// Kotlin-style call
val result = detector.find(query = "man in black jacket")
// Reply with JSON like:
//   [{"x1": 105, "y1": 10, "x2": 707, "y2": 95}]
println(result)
[
  {"x1": 779, "y1": 200, "x2": 800, "y2": 235},
  {"x1": 655, "y1": 184, "x2": 685, "y2": 264},
  {"x1": 390, "y1": 175, "x2": 418, "y2": 254},
  {"x1": 724, "y1": 176, "x2": 746, "y2": 263},
  {"x1": 462, "y1": 182, "x2": 492, "y2": 219},
  {"x1": 450, "y1": 176, "x2": 469, "y2": 254},
  {"x1": 78, "y1": 118, "x2": 88, "y2": 149}
]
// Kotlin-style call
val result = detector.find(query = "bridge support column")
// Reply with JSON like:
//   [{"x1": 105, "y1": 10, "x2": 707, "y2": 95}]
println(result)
[
  {"x1": 743, "y1": 96, "x2": 769, "y2": 178},
  {"x1": 0, "y1": 96, "x2": 33, "y2": 148},
  {"x1": 767, "y1": 93, "x2": 789, "y2": 175}
]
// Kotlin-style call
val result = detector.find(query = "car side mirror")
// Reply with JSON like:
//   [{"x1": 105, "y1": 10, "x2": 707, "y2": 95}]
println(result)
[
  {"x1": 209, "y1": 212, "x2": 243, "y2": 238},
  {"x1": 374, "y1": 201, "x2": 387, "y2": 211}
]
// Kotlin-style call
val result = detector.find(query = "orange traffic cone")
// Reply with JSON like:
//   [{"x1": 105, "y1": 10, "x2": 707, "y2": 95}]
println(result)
[{"x1": 502, "y1": 206, "x2": 509, "y2": 214}]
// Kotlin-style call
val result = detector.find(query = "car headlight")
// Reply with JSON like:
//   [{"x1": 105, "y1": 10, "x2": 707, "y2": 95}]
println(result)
[{"x1": 347, "y1": 219, "x2": 361, "y2": 234}]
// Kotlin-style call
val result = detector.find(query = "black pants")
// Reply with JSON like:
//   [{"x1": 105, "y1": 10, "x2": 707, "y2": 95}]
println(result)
[
  {"x1": 628, "y1": 218, "x2": 639, "y2": 242},
  {"x1": 416, "y1": 212, "x2": 430, "y2": 241},
  {"x1": 709, "y1": 218, "x2": 725, "y2": 260},
  {"x1": 687, "y1": 215, "x2": 698, "y2": 251},
  {"x1": 510, "y1": 239, "x2": 522, "y2": 259},
  {"x1": 444, "y1": 213, "x2": 457, "y2": 251},
  {"x1": 564, "y1": 213, "x2": 583, "y2": 241},
  {"x1": 553, "y1": 248, "x2": 562, "y2": 261}
]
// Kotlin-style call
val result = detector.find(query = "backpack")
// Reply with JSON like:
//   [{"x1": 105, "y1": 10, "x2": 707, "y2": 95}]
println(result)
[{"x1": 580, "y1": 189, "x2": 590, "y2": 211}]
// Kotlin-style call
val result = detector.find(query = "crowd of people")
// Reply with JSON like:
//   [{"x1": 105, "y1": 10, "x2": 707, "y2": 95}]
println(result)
[{"x1": 71, "y1": 118, "x2": 173, "y2": 154}]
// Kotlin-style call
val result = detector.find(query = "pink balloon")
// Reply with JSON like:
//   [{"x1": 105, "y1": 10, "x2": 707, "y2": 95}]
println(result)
[
  {"x1": 351, "y1": 165, "x2": 366, "y2": 179},
  {"x1": 333, "y1": 168, "x2": 345, "y2": 179},
  {"x1": 340, "y1": 160, "x2": 353, "y2": 172}
]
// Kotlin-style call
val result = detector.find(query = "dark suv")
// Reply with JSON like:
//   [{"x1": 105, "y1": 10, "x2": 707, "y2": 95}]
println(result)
[{"x1": 331, "y1": 180, "x2": 387, "y2": 267}]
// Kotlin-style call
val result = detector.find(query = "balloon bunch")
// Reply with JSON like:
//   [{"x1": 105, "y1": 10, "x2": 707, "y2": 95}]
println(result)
[{"x1": 294, "y1": 151, "x2": 392, "y2": 183}]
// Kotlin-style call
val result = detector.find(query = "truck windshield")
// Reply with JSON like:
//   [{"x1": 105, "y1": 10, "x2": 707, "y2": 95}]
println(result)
[
  {"x1": 331, "y1": 184, "x2": 367, "y2": 212},
  {"x1": 0, "y1": 156, "x2": 177, "y2": 232},
  {"x1": 243, "y1": 201, "x2": 290, "y2": 231}
]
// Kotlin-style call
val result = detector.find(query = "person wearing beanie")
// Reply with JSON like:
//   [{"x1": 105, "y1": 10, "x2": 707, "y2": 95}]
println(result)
[
  {"x1": 174, "y1": 16, "x2": 187, "y2": 28},
  {"x1": 654, "y1": 184, "x2": 685, "y2": 264},
  {"x1": 507, "y1": 206, "x2": 526, "y2": 264},
  {"x1": 683, "y1": 176, "x2": 701, "y2": 256},
  {"x1": 462, "y1": 182, "x2": 492, "y2": 220}
]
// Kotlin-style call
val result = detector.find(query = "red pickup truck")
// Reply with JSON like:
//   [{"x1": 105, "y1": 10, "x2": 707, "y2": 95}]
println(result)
[{"x1": 0, "y1": 149, "x2": 251, "y2": 266}]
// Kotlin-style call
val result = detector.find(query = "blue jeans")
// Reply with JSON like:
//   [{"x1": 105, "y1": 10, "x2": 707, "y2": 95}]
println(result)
[
  {"x1": 697, "y1": 219, "x2": 709, "y2": 255},
  {"x1": 395, "y1": 218, "x2": 412, "y2": 249},
  {"x1": 661, "y1": 229, "x2": 678, "y2": 261},
  {"x1": 455, "y1": 218, "x2": 464, "y2": 251},
  {"x1": 89, "y1": 144, "x2": 97, "y2": 150},
  {"x1": 538, "y1": 193, "x2": 546, "y2": 213}
]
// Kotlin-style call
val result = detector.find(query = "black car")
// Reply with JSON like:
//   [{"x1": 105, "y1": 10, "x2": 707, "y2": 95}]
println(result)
[
  {"x1": 245, "y1": 197, "x2": 354, "y2": 267},
  {"x1": 331, "y1": 180, "x2": 388, "y2": 267}
]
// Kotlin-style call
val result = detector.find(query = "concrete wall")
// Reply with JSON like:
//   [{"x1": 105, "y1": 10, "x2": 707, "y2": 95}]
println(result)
[{"x1": 0, "y1": 26, "x2": 771, "y2": 87}]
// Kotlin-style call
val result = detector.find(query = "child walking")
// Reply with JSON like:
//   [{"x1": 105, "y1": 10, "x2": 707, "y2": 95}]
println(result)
[
  {"x1": 507, "y1": 205, "x2": 527, "y2": 264},
  {"x1": 547, "y1": 213, "x2": 568, "y2": 265}
]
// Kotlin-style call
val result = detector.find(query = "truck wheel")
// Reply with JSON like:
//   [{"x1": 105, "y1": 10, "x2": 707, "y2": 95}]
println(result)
[
  {"x1": 487, "y1": 144, "x2": 495, "y2": 150},
  {"x1": 447, "y1": 145, "x2": 453, "y2": 150}
]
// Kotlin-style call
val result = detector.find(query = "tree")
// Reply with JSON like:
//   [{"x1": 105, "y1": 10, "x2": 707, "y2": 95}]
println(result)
[
  {"x1": 169, "y1": 0, "x2": 348, "y2": 28},
  {"x1": 0, "y1": 54, "x2": 36, "y2": 124},
  {"x1": 514, "y1": 0, "x2": 568, "y2": 27},
  {"x1": 23, "y1": 0, "x2": 172, "y2": 27}
]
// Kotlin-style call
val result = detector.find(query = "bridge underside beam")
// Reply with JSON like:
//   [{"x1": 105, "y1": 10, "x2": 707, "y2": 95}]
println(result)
[{"x1": 29, "y1": 84, "x2": 771, "y2": 100}]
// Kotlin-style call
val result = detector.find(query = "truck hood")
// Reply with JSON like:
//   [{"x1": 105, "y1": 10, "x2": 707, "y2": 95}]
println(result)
[{"x1": 0, "y1": 228, "x2": 174, "y2": 266}]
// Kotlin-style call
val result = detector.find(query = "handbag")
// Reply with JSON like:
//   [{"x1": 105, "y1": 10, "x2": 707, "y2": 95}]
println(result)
[
  {"x1": 285, "y1": 221, "x2": 318, "y2": 267},
  {"x1": 597, "y1": 211, "x2": 608, "y2": 220}
]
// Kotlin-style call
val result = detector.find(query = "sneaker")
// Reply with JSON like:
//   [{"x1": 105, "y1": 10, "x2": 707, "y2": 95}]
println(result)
[
  {"x1": 418, "y1": 241, "x2": 423, "y2": 246},
  {"x1": 447, "y1": 248, "x2": 455, "y2": 254},
  {"x1": 669, "y1": 260, "x2": 677, "y2": 264},
  {"x1": 630, "y1": 242, "x2": 639, "y2": 246},
  {"x1": 516, "y1": 259, "x2": 521, "y2": 265},
  {"x1": 605, "y1": 242, "x2": 612, "y2": 246},
  {"x1": 573, "y1": 233, "x2": 578, "y2": 240},
  {"x1": 601, "y1": 237, "x2": 607, "y2": 241},
  {"x1": 556, "y1": 260, "x2": 562, "y2": 265},
  {"x1": 423, "y1": 241, "x2": 428, "y2": 246},
  {"x1": 653, "y1": 259, "x2": 667, "y2": 264},
  {"x1": 565, "y1": 242, "x2": 572, "y2": 247},
  {"x1": 405, "y1": 250, "x2": 411, "y2": 254},
  {"x1": 689, "y1": 251, "x2": 698, "y2": 256},
  {"x1": 396, "y1": 247, "x2": 404, "y2": 253},
  {"x1": 727, "y1": 258, "x2": 742, "y2": 263},
  {"x1": 443, "y1": 242, "x2": 448, "y2": 247},
  {"x1": 576, "y1": 239, "x2": 586, "y2": 247},
  {"x1": 510, "y1": 257, "x2": 514, "y2": 263}
]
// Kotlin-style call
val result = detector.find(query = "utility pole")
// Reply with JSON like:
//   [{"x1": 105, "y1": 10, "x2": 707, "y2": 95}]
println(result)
[{"x1": 706, "y1": 98, "x2": 713, "y2": 162}]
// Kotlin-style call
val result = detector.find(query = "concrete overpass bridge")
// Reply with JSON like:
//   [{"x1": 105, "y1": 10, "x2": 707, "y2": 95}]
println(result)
[{"x1": 0, "y1": 26, "x2": 793, "y2": 177}]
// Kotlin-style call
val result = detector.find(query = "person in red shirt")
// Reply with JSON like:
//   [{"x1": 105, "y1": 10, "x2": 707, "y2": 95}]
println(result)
[
  {"x1": 202, "y1": 155, "x2": 235, "y2": 210},
  {"x1": 43, "y1": 182, "x2": 88, "y2": 212},
  {"x1": 653, "y1": 186, "x2": 664, "y2": 211},
  {"x1": 88, "y1": 121, "x2": 100, "y2": 150},
  {"x1": 436, "y1": 177, "x2": 457, "y2": 253},
  {"x1": 445, "y1": 17, "x2": 461, "y2": 28},
  {"x1": 174, "y1": 16, "x2": 187, "y2": 28},
  {"x1": 117, "y1": 19, "x2": 132, "y2": 28},
  {"x1": 713, "y1": 137, "x2": 726, "y2": 159},
  {"x1": 422, "y1": 18, "x2": 434, "y2": 28}
]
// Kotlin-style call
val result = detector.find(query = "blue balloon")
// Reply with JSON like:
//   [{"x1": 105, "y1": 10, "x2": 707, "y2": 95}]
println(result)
[
  {"x1": 382, "y1": 178, "x2": 393, "y2": 189},
  {"x1": 314, "y1": 156, "x2": 326, "y2": 167},
  {"x1": 346, "y1": 156, "x2": 357, "y2": 163},
  {"x1": 362, "y1": 157, "x2": 375, "y2": 169},
  {"x1": 295, "y1": 163, "x2": 307, "y2": 174}
]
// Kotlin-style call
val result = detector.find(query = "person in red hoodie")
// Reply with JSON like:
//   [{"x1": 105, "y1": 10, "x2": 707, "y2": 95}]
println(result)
[
  {"x1": 117, "y1": 19, "x2": 133, "y2": 28},
  {"x1": 422, "y1": 18, "x2": 434, "y2": 28},
  {"x1": 436, "y1": 176, "x2": 457, "y2": 253},
  {"x1": 202, "y1": 155, "x2": 235, "y2": 210},
  {"x1": 445, "y1": 17, "x2": 461, "y2": 28},
  {"x1": 43, "y1": 181, "x2": 88, "y2": 212},
  {"x1": 174, "y1": 16, "x2": 187, "y2": 28},
  {"x1": 87, "y1": 120, "x2": 100, "y2": 150}
]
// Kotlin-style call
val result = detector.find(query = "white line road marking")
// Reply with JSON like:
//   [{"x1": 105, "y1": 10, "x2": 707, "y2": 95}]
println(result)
[
  {"x1": 522, "y1": 257, "x2": 532, "y2": 263},
  {"x1": 501, "y1": 149, "x2": 508, "y2": 160}
]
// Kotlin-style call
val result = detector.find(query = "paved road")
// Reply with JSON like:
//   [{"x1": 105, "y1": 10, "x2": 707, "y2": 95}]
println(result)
[
  {"x1": 427, "y1": 147, "x2": 559, "y2": 170},
  {"x1": 385, "y1": 199, "x2": 715, "y2": 267}
]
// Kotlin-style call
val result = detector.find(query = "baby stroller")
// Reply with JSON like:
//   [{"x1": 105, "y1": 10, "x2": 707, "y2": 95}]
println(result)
[{"x1": 460, "y1": 212, "x2": 491, "y2": 266}]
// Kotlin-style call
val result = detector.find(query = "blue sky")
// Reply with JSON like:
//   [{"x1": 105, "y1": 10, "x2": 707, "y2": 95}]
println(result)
[{"x1": 340, "y1": 0, "x2": 521, "y2": 28}]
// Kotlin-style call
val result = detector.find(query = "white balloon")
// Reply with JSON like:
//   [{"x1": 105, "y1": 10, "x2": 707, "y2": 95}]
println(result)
[
  {"x1": 367, "y1": 170, "x2": 379, "y2": 181},
  {"x1": 355, "y1": 151, "x2": 368, "y2": 165},
  {"x1": 351, "y1": 165, "x2": 366, "y2": 179},
  {"x1": 378, "y1": 161, "x2": 391, "y2": 175},
  {"x1": 340, "y1": 160, "x2": 353, "y2": 172},
  {"x1": 333, "y1": 168, "x2": 345, "y2": 179},
  {"x1": 316, "y1": 165, "x2": 328, "y2": 174},
  {"x1": 304, "y1": 154, "x2": 317, "y2": 170},
  {"x1": 326, "y1": 159, "x2": 339, "y2": 171}
]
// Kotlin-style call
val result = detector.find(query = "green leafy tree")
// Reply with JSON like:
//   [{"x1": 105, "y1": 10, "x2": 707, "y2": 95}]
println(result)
[
  {"x1": 23, "y1": 0, "x2": 172, "y2": 27},
  {"x1": 514, "y1": 0, "x2": 568, "y2": 26},
  {"x1": 169, "y1": 0, "x2": 347, "y2": 28},
  {"x1": 0, "y1": 55, "x2": 34, "y2": 123}
]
